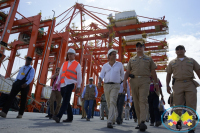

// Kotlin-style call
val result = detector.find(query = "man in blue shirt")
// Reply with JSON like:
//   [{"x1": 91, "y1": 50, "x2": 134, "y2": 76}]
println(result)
[
  {"x1": 82, "y1": 77, "x2": 98, "y2": 121},
  {"x1": 0, "y1": 56, "x2": 35, "y2": 118}
]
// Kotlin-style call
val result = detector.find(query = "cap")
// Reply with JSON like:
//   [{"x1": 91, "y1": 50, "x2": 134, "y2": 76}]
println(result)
[
  {"x1": 89, "y1": 77, "x2": 93, "y2": 80},
  {"x1": 67, "y1": 48, "x2": 76, "y2": 54},
  {"x1": 175, "y1": 45, "x2": 185, "y2": 50},
  {"x1": 107, "y1": 49, "x2": 118, "y2": 56},
  {"x1": 26, "y1": 56, "x2": 32, "y2": 61},
  {"x1": 136, "y1": 42, "x2": 145, "y2": 47}
]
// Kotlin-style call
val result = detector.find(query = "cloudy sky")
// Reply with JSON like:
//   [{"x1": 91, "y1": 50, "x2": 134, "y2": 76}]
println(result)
[{"x1": 0, "y1": 0, "x2": 200, "y2": 114}]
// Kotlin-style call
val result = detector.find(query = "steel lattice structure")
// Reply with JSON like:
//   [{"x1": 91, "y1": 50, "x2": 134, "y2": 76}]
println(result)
[{"x1": 0, "y1": 1, "x2": 169, "y2": 112}]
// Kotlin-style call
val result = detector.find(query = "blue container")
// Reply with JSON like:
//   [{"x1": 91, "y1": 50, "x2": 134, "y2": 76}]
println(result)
[
  {"x1": 74, "y1": 109, "x2": 76, "y2": 115},
  {"x1": 76, "y1": 109, "x2": 79, "y2": 115},
  {"x1": 96, "y1": 111, "x2": 98, "y2": 116},
  {"x1": 94, "y1": 111, "x2": 96, "y2": 116}
]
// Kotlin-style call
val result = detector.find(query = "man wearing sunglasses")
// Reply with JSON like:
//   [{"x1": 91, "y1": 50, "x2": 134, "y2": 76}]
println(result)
[
  {"x1": 166, "y1": 45, "x2": 200, "y2": 133},
  {"x1": 123, "y1": 42, "x2": 159, "y2": 132}
]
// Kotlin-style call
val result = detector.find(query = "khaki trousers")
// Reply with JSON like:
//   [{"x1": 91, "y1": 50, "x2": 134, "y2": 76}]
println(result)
[
  {"x1": 49, "y1": 90, "x2": 62, "y2": 115},
  {"x1": 173, "y1": 80, "x2": 197, "y2": 130},
  {"x1": 130, "y1": 78, "x2": 150, "y2": 125},
  {"x1": 82, "y1": 100, "x2": 86, "y2": 118},
  {"x1": 103, "y1": 83, "x2": 120, "y2": 124}
]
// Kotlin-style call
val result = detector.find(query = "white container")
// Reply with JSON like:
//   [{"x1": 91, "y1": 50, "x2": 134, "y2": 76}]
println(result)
[
  {"x1": 41, "y1": 86, "x2": 52, "y2": 99},
  {"x1": 115, "y1": 10, "x2": 137, "y2": 21},
  {"x1": 77, "y1": 96, "x2": 82, "y2": 106},
  {"x1": 0, "y1": 77, "x2": 15, "y2": 94},
  {"x1": 125, "y1": 34, "x2": 143, "y2": 41},
  {"x1": 115, "y1": 19, "x2": 137, "y2": 27},
  {"x1": 126, "y1": 40, "x2": 144, "y2": 45}
]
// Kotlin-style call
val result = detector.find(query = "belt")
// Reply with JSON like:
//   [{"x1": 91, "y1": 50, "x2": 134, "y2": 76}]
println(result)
[
  {"x1": 176, "y1": 79, "x2": 192, "y2": 83},
  {"x1": 118, "y1": 93, "x2": 125, "y2": 95},
  {"x1": 104, "y1": 82, "x2": 116, "y2": 84},
  {"x1": 135, "y1": 76, "x2": 149, "y2": 78}
]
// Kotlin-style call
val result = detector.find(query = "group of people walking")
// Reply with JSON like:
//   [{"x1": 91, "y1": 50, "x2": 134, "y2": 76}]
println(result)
[{"x1": 0, "y1": 42, "x2": 199, "y2": 133}]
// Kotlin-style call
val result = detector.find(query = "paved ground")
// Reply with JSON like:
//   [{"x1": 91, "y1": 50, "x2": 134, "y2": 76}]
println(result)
[{"x1": 0, "y1": 111, "x2": 199, "y2": 133}]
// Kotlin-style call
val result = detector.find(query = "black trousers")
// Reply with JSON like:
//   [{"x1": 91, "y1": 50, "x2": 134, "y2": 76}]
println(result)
[
  {"x1": 56, "y1": 84, "x2": 74, "y2": 120},
  {"x1": 148, "y1": 91, "x2": 161, "y2": 123},
  {"x1": 117, "y1": 94, "x2": 125, "y2": 121},
  {"x1": 2, "y1": 82, "x2": 29, "y2": 115},
  {"x1": 130, "y1": 102, "x2": 137, "y2": 119}
]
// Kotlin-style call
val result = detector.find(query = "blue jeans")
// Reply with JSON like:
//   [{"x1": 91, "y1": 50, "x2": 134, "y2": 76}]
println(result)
[
  {"x1": 84, "y1": 100, "x2": 94, "y2": 119},
  {"x1": 56, "y1": 84, "x2": 74, "y2": 120}
]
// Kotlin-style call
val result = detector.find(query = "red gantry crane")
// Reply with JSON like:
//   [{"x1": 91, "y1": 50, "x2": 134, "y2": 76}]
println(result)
[{"x1": 0, "y1": 1, "x2": 169, "y2": 113}]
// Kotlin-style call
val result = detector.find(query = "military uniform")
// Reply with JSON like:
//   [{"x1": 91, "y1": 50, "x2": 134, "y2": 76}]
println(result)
[
  {"x1": 166, "y1": 56, "x2": 200, "y2": 129},
  {"x1": 127, "y1": 55, "x2": 157, "y2": 125},
  {"x1": 101, "y1": 93, "x2": 108, "y2": 119}
]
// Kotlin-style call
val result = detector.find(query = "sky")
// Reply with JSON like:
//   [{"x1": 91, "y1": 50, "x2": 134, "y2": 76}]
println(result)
[{"x1": 0, "y1": 0, "x2": 200, "y2": 114}]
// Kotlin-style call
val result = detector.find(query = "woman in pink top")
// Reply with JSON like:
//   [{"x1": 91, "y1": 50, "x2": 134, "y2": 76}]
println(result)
[{"x1": 49, "y1": 67, "x2": 62, "y2": 119}]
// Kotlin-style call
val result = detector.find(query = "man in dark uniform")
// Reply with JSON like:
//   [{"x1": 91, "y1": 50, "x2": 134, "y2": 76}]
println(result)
[{"x1": 0, "y1": 56, "x2": 35, "y2": 118}]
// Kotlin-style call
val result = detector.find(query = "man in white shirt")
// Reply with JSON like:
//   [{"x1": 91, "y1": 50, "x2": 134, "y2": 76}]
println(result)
[
  {"x1": 116, "y1": 81, "x2": 130, "y2": 124},
  {"x1": 53, "y1": 48, "x2": 82, "y2": 123},
  {"x1": 98, "y1": 49, "x2": 125, "y2": 128}
]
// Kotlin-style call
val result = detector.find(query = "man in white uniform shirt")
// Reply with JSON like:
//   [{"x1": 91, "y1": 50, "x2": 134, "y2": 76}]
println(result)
[
  {"x1": 116, "y1": 81, "x2": 130, "y2": 124},
  {"x1": 98, "y1": 49, "x2": 125, "y2": 128},
  {"x1": 53, "y1": 48, "x2": 82, "y2": 123}
]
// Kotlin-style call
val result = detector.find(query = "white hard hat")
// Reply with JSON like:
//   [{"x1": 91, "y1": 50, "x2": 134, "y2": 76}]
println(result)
[
  {"x1": 89, "y1": 77, "x2": 93, "y2": 80},
  {"x1": 67, "y1": 48, "x2": 76, "y2": 54},
  {"x1": 107, "y1": 49, "x2": 118, "y2": 56}
]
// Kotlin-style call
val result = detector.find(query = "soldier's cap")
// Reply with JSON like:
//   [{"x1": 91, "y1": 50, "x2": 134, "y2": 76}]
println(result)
[
  {"x1": 89, "y1": 77, "x2": 93, "y2": 80},
  {"x1": 26, "y1": 56, "x2": 32, "y2": 61},
  {"x1": 175, "y1": 45, "x2": 185, "y2": 50},
  {"x1": 107, "y1": 49, "x2": 118, "y2": 56},
  {"x1": 136, "y1": 42, "x2": 145, "y2": 47}
]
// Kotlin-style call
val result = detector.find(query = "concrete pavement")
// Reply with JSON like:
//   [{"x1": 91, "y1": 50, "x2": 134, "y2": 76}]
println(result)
[{"x1": 0, "y1": 111, "x2": 199, "y2": 133}]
